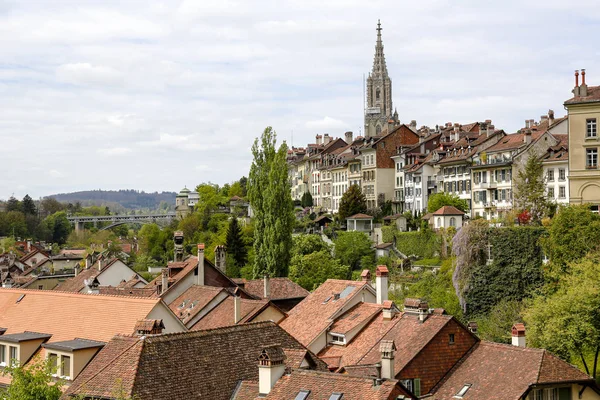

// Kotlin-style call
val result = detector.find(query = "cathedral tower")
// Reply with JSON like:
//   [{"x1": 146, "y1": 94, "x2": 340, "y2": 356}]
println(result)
[{"x1": 364, "y1": 20, "x2": 397, "y2": 137}]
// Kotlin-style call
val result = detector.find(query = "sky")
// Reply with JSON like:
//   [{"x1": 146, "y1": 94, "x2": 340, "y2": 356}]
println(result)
[{"x1": 1, "y1": 0, "x2": 599, "y2": 200}]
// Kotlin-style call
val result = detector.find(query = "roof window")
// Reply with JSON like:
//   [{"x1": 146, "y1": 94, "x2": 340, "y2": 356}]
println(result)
[
  {"x1": 329, "y1": 394, "x2": 344, "y2": 400},
  {"x1": 295, "y1": 389, "x2": 311, "y2": 400},
  {"x1": 454, "y1": 384, "x2": 472, "y2": 398},
  {"x1": 322, "y1": 296, "x2": 332, "y2": 304},
  {"x1": 339, "y1": 286, "x2": 355, "y2": 299}
]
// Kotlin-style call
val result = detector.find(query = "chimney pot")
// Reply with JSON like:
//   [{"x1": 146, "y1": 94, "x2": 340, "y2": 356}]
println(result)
[
  {"x1": 379, "y1": 340, "x2": 396, "y2": 380},
  {"x1": 197, "y1": 244, "x2": 205, "y2": 286},
  {"x1": 234, "y1": 295, "x2": 241, "y2": 324},
  {"x1": 376, "y1": 265, "x2": 389, "y2": 304},
  {"x1": 575, "y1": 69, "x2": 580, "y2": 87},
  {"x1": 345, "y1": 131, "x2": 353, "y2": 144},
  {"x1": 161, "y1": 268, "x2": 169, "y2": 295},
  {"x1": 257, "y1": 346, "x2": 287, "y2": 395},
  {"x1": 263, "y1": 274, "x2": 271, "y2": 298},
  {"x1": 360, "y1": 269, "x2": 371, "y2": 282},
  {"x1": 582, "y1": 68, "x2": 586, "y2": 86}
]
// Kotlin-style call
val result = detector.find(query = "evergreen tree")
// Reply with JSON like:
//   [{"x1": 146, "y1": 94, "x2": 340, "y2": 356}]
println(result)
[
  {"x1": 300, "y1": 192, "x2": 313, "y2": 208},
  {"x1": 513, "y1": 151, "x2": 549, "y2": 223},
  {"x1": 226, "y1": 217, "x2": 247, "y2": 269},
  {"x1": 338, "y1": 184, "x2": 367, "y2": 222},
  {"x1": 6, "y1": 196, "x2": 21, "y2": 212},
  {"x1": 249, "y1": 127, "x2": 294, "y2": 277},
  {"x1": 21, "y1": 194, "x2": 37, "y2": 215},
  {"x1": 427, "y1": 192, "x2": 469, "y2": 213}
]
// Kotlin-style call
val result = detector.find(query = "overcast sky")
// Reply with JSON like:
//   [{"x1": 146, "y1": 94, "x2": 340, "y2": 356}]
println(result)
[{"x1": 1, "y1": 0, "x2": 599, "y2": 200}]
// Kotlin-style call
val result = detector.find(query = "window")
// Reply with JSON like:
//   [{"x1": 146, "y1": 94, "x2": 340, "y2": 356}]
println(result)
[
  {"x1": 295, "y1": 390, "x2": 311, "y2": 400},
  {"x1": 329, "y1": 394, "x2": 344, "y2": 400},
  {"x1": 0, "y1": 345, "x2": 5, "y2": 365},
  {"x1": 559, "y1": 186, "x2": 566, "y2": 199},
  {"x1": 547, "y1": 168, "x2": 554, "y2": 182},
  {"x1": 330, "y1": 334, "x2": 345, "y2": 344},
  {"x1": 449, "y1": 333, "x2": 455, "y2": 344},
  {"x1": 450, "y1": 217, "x2": 456, "y2": 227},
  {"x1": 437, "y1": 217, "x2": 442, "y2": 227},
  {"x1": 548, "y1": 187, "x2": 555, "y2": 198},
  {"x1": 9, "y1": 346, "x2": 17, "y2": 364},
  {"x1": 559, "y1": 168, "x2": 566, "y2": 181},
  {"x1": 48, "y1": 353, "x2": 58, "y2": 374},
  {"x1": 60, "y1": 355, "x2": 71, "y2": 378},
  {"x1": 455, "y1": 384, "x2": 472, "y2": 398},
  {"x1": 587, "y1": 148, "x2": 598, "y2": 168},
  {"x1": 587, "y1": 118, "x2": 597, "y2": 138}
]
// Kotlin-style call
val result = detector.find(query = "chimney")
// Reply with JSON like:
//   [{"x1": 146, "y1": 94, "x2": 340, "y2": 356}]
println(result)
[
  {"x1": 525, "y1": 120, "x2": 530, "y2": 129},
  {"x1": 26, "y1": 240, "x2": 31, "y2": 252},
  {"x1": 160, "y1": 268, "x2": 169, "y2": 295},
  {"x1": 382, "y1": 300, "x2": 397, "y2": 321},
  {"x1": 524, "y1": 129, "x2": 532, "y2": 145},
  {"x1": 345, "y1": 131, "x2": 353, "y2": 144},
  {"x1": 263, "y1": 274, "x2": 271, "y2": 298},
  {"x1": 511, "y1": 323, "x2": 526, "y2": 347},
  {"x1": 548, "y1": 109, "x2": 555, "y2": 125},
  {"x1": 316, "y1": 134, "x2": 322, "y2": 145},
  {"x1": 74, "y1": 265, "x2": 79, "y2": 277},
  {"x1": 98, "y1": 258, "x2": 103, "y2": 271},
  {"x1": 467, "y1": 321, "x2": 478, "y2": 334},
  {"x1": 410, "y1": 120, "x2": 417, "y2": 132},
  {"x1": 234, "y1": 295, "x2": 241, "y2": 324},
  {"x1": 257, "y1": 346, "x2": 287, "y2": 396},
  {"x1": 573, "y1": 70, "x2": 581, "y2": 97},
  {"x1": 453, "y1": 123, "x2": 460, "y2": 133},
  {"x1": 197, "y1": 244, "x2": 205, "y2": 286},
  {"x1": 360, "y1": 269, "x2": 371, "y2": 283},
  {"x1": 134, "y1": 319, "x2": 165, "y2": 336},
  {"x1": 581, "y1": 69, "x2": 588, "y2": 96},
  {"x1": 215, "y1": 245, "x2": 226, "y2": 273},
  {"x1": 487, "y1": 124, "x2": 495, "y2": 137},
  {"x1": 324, "y1": 133, "x2": 331, "y2": 144},
  {"x1": 85, "y1": 256, "x2": 90, "y2": 270},
  {"x1": 379, "y1": 340, "x2": 396, "y2": 380},
  {"x1": 376, "y1": 265, "x2": 389, "y2": 304}
]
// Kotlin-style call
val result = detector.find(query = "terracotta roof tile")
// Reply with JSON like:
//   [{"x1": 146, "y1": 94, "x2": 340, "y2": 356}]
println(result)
[
  {"x1": 190, "y1": 297, "x2": 272, "y2": 331},
  {"x1": 54, "y1": 258, "x2": 120, "y2": 293},
  {"x1": 565, "y1": 85, "x2": 600, "y2": 104},
  {"x1": 280, "y1": 280, "x2": 374, "y2": 347},
  {"x1": 329, "y1": 302, "x2": 383, "y2": 335},
  {"x1": 432, "y1": 206, "x2": 465, "y2": 216},
  {"x1": 431, "y1": 342, "x2": 595, "y2": 400},
  {"x1": 240, "y1": 278, "x2": 310, "y2": 301},
  {"x1": 66, "y1": 321, "x2": 328, "y2": 400},
  {"x1": 169, "y1": 285, "x2": 226, "y2": 324},
  {"x1": 347, "y1": 213, "x2": 373, "y2": 220}
]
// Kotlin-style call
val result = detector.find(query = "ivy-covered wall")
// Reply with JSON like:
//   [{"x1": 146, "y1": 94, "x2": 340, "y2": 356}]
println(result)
[
  {"x1": 393, "y1": 230, "x2": 441, "y2": 259},
  {"x1": 462, "y1": 226, "x2": 545, "y2": 316}
]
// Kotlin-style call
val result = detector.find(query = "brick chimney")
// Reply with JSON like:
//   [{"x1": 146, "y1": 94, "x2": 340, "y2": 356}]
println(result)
[
  {"x1": 160, "y1": 268, "x2": 169, "y2": 295},
  {"x1": 524, "y1": 129, "x2": 532, "y2": 145},
  {"x1": 234, "y1": 295, "x2": 242, "y2": 324},
  {"x1": 257, "y1": 346, "x2": 287, "y2": 396},
  {"x1": 197, "y1": 244, "x2": 205, "y2": 286},
  {"x1": 360, "y1": 269, "x2": 371, "y2": 282},
  {"x1": 376, "y1": 265, "x2": 389, "y2": 304},
  {"x1": 573, "y1": 70, "x2": 580, "y2": 97},
  {"x1": 380, "y1": 340, "x2": 396, "y2": 380},
  {"x1": 511, "y1": 323, "x2": 526, "y2": 347},
  {"x1": 345, "y1": 131, "x2": 353, "y2": 144},
  {"x1": 263, "y1": 274, "x2": 271, "y2": 298}
]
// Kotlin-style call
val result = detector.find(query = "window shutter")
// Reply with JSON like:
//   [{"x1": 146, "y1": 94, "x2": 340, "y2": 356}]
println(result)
[{"x1": 414, "y1": 379, "x2": 421, "y2": 397}]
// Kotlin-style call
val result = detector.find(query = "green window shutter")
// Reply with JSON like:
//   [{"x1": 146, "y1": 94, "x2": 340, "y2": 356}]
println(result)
[
  {"x1": 558, "y1": 387, "x2": 571, "y2": 400},
  {"x1": 414, "y1": 378, "x2": 421, "y2": 397}
]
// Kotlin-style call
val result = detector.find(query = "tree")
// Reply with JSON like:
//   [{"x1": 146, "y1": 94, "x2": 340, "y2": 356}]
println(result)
[
  {"x1": 1, "y1": 357, "x2": 63, "y2": 400},
  {"x1": 300, "y1": 192, "x2": 313, "y2": 208},
  {"x1": 338, "y1": 185, "x2": 367, "y2": 222},
  {"x1": 333, "y1": 231, "x2": 374, "y2": 270},
  {"x1": 292, "y1": 234, "x2": 330, "y2": 257},
  {"x1": 541, "y1": 204, "x2": 600, "y2": 278},
  {"x1": 249, "y1": 127, "x2": 295, "y2": 277},
  {"x1": 289, "y1": 250, "x2": 350, "y2": 290},
  {"x1": 21, "y1": 195, "x2": 37, "y2": 216},
  {"x1": 40, "y1": 198, "x2": 65, "y2": 217},
  {"x1": 513, "y1": 152, "x2": 549, "y2": 223},
  {"x1": 427, "y1": 192, "x2": 469, "y2": 213},
  {"x1": 226, "y1": 217, "x2": 247, "y2": 270},
  {"x1": 6, "y1": 196, "x2": 21, "y2": 212},
  {"x1": 42, "y1": 212, "x2": 72, "y2": 245},
  {"x1": 524, "y1": 253, "x2": 600, "y2": 379}
]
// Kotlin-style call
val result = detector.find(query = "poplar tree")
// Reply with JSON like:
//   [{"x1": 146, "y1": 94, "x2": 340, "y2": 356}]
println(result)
[
  {"x1": 249, "y1": 127, "x2": 294, "y2": 277},
  {"x1": 226, "y1": 217, "x2": 247, "y2": 269}
]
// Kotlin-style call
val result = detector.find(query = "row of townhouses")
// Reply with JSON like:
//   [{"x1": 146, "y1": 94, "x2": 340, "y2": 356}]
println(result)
[{"x1": 288, "y1": 22, "x2": 599, "y2": 220}]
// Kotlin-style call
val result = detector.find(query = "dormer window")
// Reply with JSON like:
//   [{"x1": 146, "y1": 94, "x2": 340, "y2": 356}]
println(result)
[{"x1": 330, "y1": 333, "x2": 346, "y2": 345}]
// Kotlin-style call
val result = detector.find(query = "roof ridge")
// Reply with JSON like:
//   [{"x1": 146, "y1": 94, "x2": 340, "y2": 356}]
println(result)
[
  {"x1": 138, "y1": 320, "x2": 278, "y2": 342},
  {"x1": 536, "y1": 349, "x2": 546, "y2": 383},
  {"x1": 0, "y1": 287, "x2": 160, "y2": 302}
]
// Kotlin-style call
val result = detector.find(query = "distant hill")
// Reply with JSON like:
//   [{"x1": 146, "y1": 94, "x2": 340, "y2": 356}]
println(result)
[{"x1": 48, "y1": 189, "x2": 177, "y2": 210}]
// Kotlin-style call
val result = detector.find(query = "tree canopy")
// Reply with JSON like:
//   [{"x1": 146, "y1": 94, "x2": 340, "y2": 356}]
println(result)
[
  {"x1": 289, "y1": 250, "x2": 349, "y2": 290},
  {"x1": 427, "y1": 192, "x2": 468, "y2": 213},
  {"x1": 248, "y1": 127, "x2": 295, "y2": 277},
  {"x1": 338, "y1": 184, "x2": 367, "y2": 222},
  {"x1": 333, "y1": 231, "x2": 374, "y2": 270},
  {"x1": 513, "y1": 152, "x2": 549, "y2": 223},
  {"x1": 1, "y1": 358, "x2": 63, "y2": 400}
]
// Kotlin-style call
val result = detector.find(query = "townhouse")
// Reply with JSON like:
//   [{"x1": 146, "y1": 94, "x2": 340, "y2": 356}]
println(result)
[{"x1": 565, "y1": 70, "x2": 600, "y2": 207}]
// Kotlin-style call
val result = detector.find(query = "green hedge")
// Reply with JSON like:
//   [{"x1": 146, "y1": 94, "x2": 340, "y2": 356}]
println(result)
[{"x1": 393, "y1": 231, "x2": 440, "y2": 259}]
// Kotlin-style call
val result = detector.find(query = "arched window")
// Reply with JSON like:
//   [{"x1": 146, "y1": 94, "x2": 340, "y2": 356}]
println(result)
[
  {"x1": 376, "y1": 88, "x2": 381, "y2": 100},
  {"x1": 437, "y1": 217, "x2": 442, "y2": 227},
  {"x1": 376, "y1": 125, "x2": 382, "y2": 135},
  {"x1": 450, "y1": 217, "x2": 456, "y2": 227}
]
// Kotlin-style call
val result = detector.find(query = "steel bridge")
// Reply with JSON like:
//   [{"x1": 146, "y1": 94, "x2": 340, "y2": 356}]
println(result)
[{"x1": 67, "y1": 213, "x2": 177, "y2": 232}]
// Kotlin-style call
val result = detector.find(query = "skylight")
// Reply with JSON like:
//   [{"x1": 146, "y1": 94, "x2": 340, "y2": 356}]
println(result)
[
  {"x1": 322, "y1": 296, "x2": 332, "y2": 304},
  {"x1": 295, "y1": 389, "x2": 310, "y2": 400},
  {"x1": 329, "y1": 393, "x2": 344, "y2": 400},
  {"x1": 339, "y1": 285, "x2": 355, "y2": 299},
  {"x1": 455, "y1": 384, "x2": 471, "y2": 397}
]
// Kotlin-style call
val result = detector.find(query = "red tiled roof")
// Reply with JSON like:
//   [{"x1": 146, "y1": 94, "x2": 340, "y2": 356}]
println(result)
[
  {"x1": 66, "y1": 321, "x2": 328, "y2": 400},
  {"x1": 329, "y1": 302, "x2": 383, "y2": 335},
  {"x1": 169, "y1": 285, "x2": 226, "y2": 324},
  {"x1": 280, "y1": 280, "x2": 374, "y2": 347},
  {"x1": 431, "y1": 341, "x2": 594, "y2": 400},
  {"x1": 347, "y1": 213, "x2": 373, "y2": 220},
  {"x1": 239, "y1": 277, "x2": 310, "y2": 301},
  {"x1": 54, "y1": 258, "x2": 120, "y2": 293},
  {"x1": 190, "y1": 297, "x2": 275, "y2": 331},
  {"x1": 432, "y1": 206, "x2": 465, "y2": 216},
  {"x1": 565, "y1": 85, "x2": 600, "y2": 105}
]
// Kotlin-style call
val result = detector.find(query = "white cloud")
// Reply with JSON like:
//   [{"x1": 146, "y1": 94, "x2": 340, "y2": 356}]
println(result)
[
  {"x1": 305, "y1": 116, "x2": 347, "y2": 131},
  {"x1": 56, "y1": 63, "x2": 123, "y2": 86},
  {"x1": 97, "y1": 147, "x2": 132, "y2": 156},
  {"x1": 48, "y1": 169, "x2": 64, "y2": 178}
]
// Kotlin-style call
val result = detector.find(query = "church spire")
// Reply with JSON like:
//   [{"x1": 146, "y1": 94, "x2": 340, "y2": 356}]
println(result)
[{"x1": 372, "y1": 19, "x2": 388, "y2": 77}]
